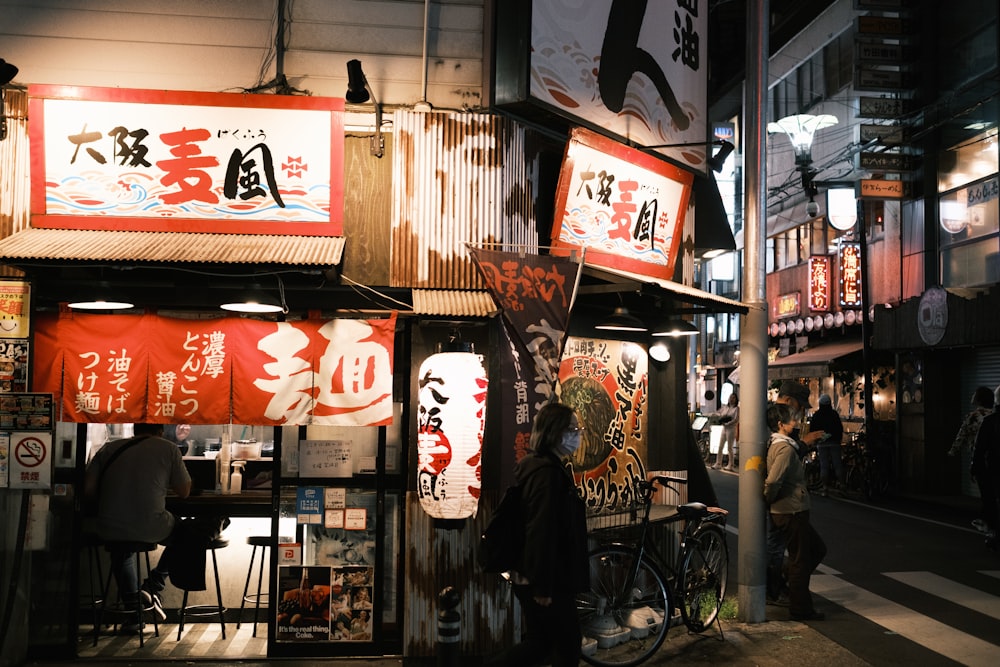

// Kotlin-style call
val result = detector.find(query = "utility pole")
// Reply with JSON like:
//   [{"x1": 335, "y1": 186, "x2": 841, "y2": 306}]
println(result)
[{"x1": 737, "y1": 0, "x2": 769, "y2": 623}]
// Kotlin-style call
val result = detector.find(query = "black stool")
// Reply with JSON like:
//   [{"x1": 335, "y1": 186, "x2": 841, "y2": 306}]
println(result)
[
  {"x1": 79, "y1": 532, "x2": 105, "y2": 632},
  {"x1": 94, "y1": 541, "x2": 160, "y2": 647},
  {"x1": 237, "y1": 535, "x2": 292, "y2": 637},
  {"x1": 177, "y1": 536, "x2": 228, "y2": 640}
]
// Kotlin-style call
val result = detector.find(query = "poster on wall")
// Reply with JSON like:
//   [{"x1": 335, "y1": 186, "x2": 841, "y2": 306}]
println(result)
[
  {"x1": 276, "y1": 565, "x2": 332, "y2": 641},
  {"x1": 557, "y1": 336, "x2": 648, "y2": 511},
  {"x1": 0, "y1": 281, "x2": 30, "y2": 339},
  {"x1": 0, "y1": 340, "x2": 30, "y2": 393}
]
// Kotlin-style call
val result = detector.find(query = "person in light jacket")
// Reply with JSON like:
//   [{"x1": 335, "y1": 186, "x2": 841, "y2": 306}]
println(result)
[
  {"x1": 488, "y1": 402, "x2": 589, "y2": 667},
  {"x1": 764, "y1": 402, "x2": 827, "y2": 621}
]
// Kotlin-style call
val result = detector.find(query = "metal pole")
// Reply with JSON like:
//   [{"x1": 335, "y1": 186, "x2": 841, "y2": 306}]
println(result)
[
  {"x1": 737, "y1": 0, "x2": 769, "y2": 624},
  {"x1": 858, "y1": 200, "x2": 875, "y2": 430},
  {"x1": 436, "y1": 586, "x2": 461, "y2": 667}
]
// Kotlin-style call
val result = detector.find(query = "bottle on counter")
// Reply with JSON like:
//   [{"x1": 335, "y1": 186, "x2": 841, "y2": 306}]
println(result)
[{"x1": 230, "y1": 461, "x2": 245, "y2": 495}]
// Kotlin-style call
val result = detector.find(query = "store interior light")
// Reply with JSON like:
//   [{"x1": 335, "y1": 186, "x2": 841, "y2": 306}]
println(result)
[
  {"x1": 595, "y1": 306, "x2": 648, "y2": 332},
  {"x1": 220, "y1": 300, "x2": 284, "y2": 314},
  {"x1": 220, "y1": 280, "x2": 286, "y2": 314},
  {"x1": 651, "y1": 318, "x2": 699, "y2": 337}
]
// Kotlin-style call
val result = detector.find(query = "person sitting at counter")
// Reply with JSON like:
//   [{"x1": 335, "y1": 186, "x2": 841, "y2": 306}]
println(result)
[{"x1": 85, "y1": 422, "x2": 191, "y2": 630}]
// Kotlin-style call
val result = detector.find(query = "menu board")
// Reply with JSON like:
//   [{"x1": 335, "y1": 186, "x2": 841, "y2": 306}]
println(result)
[{"x1": 0, "y1": 393, "x2": 54, "y2": 431}]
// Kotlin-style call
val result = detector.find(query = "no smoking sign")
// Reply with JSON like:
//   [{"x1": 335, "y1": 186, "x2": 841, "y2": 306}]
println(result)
[{"x1": 10, "y1": 432, "x2": 51, "y2": 488}]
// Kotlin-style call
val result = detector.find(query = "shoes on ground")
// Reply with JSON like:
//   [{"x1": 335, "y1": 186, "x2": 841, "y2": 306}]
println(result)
[
  {"x1": 790, "y1": 609, "x2": 825, "y2": 621},
  {"x1": 119, "y1": 621, "x2": 144, "y2": 635},
  {"x1": 711, "y1": 463, "x2": 722, "y2": 469},
  {"x1": 140, "y1": 589, "x2": 166, "y2": 621},
  {"x1": 972, "y1": 519, "x2": 989, "y2": 533}
]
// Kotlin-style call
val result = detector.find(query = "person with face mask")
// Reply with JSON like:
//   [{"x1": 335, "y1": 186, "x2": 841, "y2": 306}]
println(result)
[{"x1": 486, "y1": 402, "x2": 589, "y2": 667}]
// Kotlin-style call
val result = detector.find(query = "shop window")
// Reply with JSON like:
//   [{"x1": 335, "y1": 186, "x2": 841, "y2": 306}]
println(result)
[
  {"x1": 938, "y1": 176, "x2": 999, "y2": 288},
  {"x1": 772, "y1": 225, "x2": 809, "y2": 270},
  {"x1": 937, "y1": 129, "x2": 998, "y2": 192}
]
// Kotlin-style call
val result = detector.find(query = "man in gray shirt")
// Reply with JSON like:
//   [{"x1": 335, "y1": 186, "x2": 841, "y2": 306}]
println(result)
[{"x1": 85, "y1": 423, "x2": 191, "y2": 631}]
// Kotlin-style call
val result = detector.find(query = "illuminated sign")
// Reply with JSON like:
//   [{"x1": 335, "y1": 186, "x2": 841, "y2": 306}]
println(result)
[
  {"x1": 840, "y1": 243, "x2": 863, "y2": 307},
  {"x1": 809, "y1": 256, "x2": 830, "y2": 311},
  {"x1": 776, "y1": 292, "x2": 801, "y2": 319}
]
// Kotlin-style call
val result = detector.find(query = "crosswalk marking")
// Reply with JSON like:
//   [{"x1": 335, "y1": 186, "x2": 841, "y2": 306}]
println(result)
[
  {"x1": 886, "y1": 571, "x2": 1000, "y2": 621},
  {"x1": 811, "y1": 573, "x2": 1000, "y2": 667}
]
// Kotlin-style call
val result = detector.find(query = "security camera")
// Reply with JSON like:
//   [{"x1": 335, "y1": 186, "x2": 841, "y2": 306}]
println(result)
[{"x1": 806, "y1": 199, "x2": 820, "y2": 218}]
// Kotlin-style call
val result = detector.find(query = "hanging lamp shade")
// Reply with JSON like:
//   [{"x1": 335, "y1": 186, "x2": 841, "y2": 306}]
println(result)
[
  {"x1": 416, "y1": 351, "x2": 488, "y2": 519},
  {"x1": 595, "y1": 306, "x2": 648, "y2": 332}
]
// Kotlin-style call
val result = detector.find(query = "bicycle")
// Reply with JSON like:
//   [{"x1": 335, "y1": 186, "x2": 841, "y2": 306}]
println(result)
[
  {"x1": 576, "y1": 475, "x2": 729, "y2": 667},
  {"x1": 843, "y1": 428, "x2": 893, "y2": 500}
]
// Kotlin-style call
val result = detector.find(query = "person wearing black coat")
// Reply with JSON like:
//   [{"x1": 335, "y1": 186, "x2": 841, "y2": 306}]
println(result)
[
  {"x1": 487, "y1": 402, "x2": 589, "y2": 667},
  {"x1": 972, "y1": 390, "x2": 1000, "y2": 549}
]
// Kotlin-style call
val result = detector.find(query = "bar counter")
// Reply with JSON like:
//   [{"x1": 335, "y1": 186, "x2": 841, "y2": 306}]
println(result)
[{"x1": 167, "y1": 489, "x2": 274, "y2": 517}]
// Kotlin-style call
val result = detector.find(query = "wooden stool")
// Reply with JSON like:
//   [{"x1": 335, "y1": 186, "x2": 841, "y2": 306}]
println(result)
[
  {"x1": 237, "y1": 535, "x2": 292, "y2": 637},
  {"x1": 94, "y1": 541, "x2": 160, "y2": 647},
  {"x1": 177, "y1": 535, "x2": 228, "y2": 639}
]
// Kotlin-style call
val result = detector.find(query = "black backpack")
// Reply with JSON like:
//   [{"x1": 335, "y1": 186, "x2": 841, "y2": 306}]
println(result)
[{"x1": 477, "y1": 484, "x2": 524, "y2": 573}]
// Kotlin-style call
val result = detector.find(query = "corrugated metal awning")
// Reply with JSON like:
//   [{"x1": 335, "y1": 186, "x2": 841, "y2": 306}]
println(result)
[
  {"x1": 412, "y1": 289, "x2": 499, "y2": 317},
  {"x1": 580, "y1": 263, "x2": 750, "y2": 314},
  {"x1": 0, "y1": 228, "x2": 345, "y2": 266},
  {"x1": 768, "y1": 339, "x2": 864, "y2": 380}
]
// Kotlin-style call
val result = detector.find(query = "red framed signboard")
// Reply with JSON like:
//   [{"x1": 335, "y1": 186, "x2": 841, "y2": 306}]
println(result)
[
  {"x1": 808, "y1": 255, "x2": 831, "y2": 311},
  {"x1": 28, "y1": 85, "x2": 345, "y2": 236},
  {"x1": 551, "y1": 128, "x2": 693, "y2": 280}
]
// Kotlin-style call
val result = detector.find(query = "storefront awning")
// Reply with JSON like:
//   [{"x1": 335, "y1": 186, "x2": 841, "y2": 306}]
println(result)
[
  {"x1": 768, "y1": 339, "x2": 864, "y2": 379},
  {"x1": 693, "y1": 171, "x2": 737, "y2": 256},
  {"x1": 0, "y1": 228, "x2": 346, "y2": 267},
  {"x1": 580, "y1": 263, "x2": 749, "y2": 315}
]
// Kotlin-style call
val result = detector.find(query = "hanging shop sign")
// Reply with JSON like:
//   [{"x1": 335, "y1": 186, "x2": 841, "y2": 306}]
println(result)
[
  {"x1": 860, "y1": 178, "x2": 907, "y2": 199},
  {"x1": 917, "y1": 286, "x2": 948, "y2": 346},
  {"x1": 28, "y1": 85, "x2": 345, "y2": 236},
  {"x1": 416, "y1": 351, "x2": 488, "y2": 519},
  {"x1": 858, "y1": 97, "x2": 912, "y2": 119},
  {"x1": 32, "y1": 312, "x2": 396, "y2": 426},
  {"x1": 809, "y1": 256, "x2": 831, "y2": 311},
  {"x1": 468, "y1": 246, "x2": 581, "y2": 468},
  {"x1": 558, "y1": 336, "x2": 648, "y2": 513},
  {"x1": 839, "y1": 243, "x2": 863, "y2": 308},
  {"x1": 552, "y1": 127, "x2": 693, "y2": 281},
  {"x1": 776, "y1": 292, "x2": 801, "y2": 319}
]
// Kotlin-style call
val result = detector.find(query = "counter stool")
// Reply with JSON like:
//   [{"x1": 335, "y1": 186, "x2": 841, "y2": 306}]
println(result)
[
  {"x1": 93, "y1": 541, "x2": 160, "y2": 647},
  {"x1": 177, "y1": 535, "x2": 228, "y2": 640},
  {"x1": 79, "y1": 532, "x2": 105, "y2": 632},
  {"x1": 237, "y1": 535, "x2": 293, "y2": 637}
]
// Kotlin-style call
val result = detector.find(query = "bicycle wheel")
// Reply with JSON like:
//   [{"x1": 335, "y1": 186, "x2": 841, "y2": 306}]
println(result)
[
  {"x1": 678, "y1": 524, "x2": 728, "y2": 633},
  {"x1": 578, "y1": 545, "x2": 672, "y2": 667}
]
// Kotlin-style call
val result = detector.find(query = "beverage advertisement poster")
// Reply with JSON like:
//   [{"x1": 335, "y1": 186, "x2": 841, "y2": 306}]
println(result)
[{"x1": 276, "y1": 565, "x2": 332, "y2": 641}]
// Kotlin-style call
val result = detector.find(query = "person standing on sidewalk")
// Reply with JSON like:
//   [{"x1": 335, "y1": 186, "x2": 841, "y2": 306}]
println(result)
[
  {"x1": 764, "y1": 402, "x2": 827, "y2": 621},
  {"x1": 712, "y1": 393, "x2": 740, "y2": 470},
  {"x1": 809, "y1": 394, "x2": 845, "y2": 495},
  {"x1": 971, "y1": 386, "x2": 1000, "y2": 548}
]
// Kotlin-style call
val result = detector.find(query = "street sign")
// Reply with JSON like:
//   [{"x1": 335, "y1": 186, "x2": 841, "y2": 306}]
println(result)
[
  {"x1": 856, "y1": 41, "x2": 911, "y2": 64},
  {"x1": 860, "y1": 179, "x2": 907, "y2": 199},
  {"x1": 856, "y1": 15, "x2": 912, "y2": 37},
  {"x1": 855, "y1": 67, "x2": 912, "y2": 91},
  {"x1": 861, "y1": 151, "x2": 916, "y2": 172},
  {"x1": 860, "y1": 124, "x2": 907, "y2": 146},
  {"x1": 859, "y1": 96, "x2": 912, "y2": 118}
]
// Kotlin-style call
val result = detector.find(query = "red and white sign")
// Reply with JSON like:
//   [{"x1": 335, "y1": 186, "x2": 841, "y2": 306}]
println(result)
[
  {"x1": 29, "y1": 85, "x2": 344, "y2": 236},
  {"x1": 809, "y1": 256, "x2": 831, "y2": 311},
  {"x1": 552, "y1": 128, "x2": 693, "y2": 281},
  {"x1": 839, "y1": 243, "x2": 863, "y2": 308},
  {"x1": 32, "y1": 312, "x2": 396, "y2": 426},
  {"x1": 10, "y1": 432, "x2": 52, "y2": 489}
]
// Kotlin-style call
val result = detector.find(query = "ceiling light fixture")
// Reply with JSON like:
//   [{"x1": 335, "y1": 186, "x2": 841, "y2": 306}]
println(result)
[
  {"x1": 595, "y1": 306, "x2": 648, "y2": 332},
  {"x1": 649, "y1": 340, "x2": 671, "y2": 362},
  {"x1": 68, "y1": 299, "x2": 135, "y2": 311},
  {"x1": 651, "y1": 318, "x2": 699, "y2": 337}
]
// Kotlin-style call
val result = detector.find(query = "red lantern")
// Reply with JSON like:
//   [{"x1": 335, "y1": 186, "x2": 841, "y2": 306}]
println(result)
[{"x1": 416, "y1": 352, "x2": 488, "y2": 519}]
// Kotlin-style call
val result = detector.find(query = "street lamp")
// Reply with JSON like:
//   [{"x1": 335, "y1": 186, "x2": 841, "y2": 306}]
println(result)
[{"x1": 768, "y1": 114, "x2": 839, "y2": 218}]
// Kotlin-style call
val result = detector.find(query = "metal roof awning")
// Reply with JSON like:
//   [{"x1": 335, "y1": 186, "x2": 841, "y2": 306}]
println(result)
[
  {"x1": 580, "y1": 263, "x2": 749, "y2": 315},
  {"x1": 0, "y1": 228, "x2": 346, "y2": 267},
  {"x1": 411, "y1": 289, "x2": 499, "y2": 317},
  {"x1": 768, "y1": 339, "x2": 864, "y2": 379}
]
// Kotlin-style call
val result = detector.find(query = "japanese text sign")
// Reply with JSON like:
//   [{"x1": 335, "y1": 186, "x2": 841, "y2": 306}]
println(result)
[
  {"x1": 551, "y1": 127, "x2": 692, "y2": 280},
  {"x1": 808, "y1": 256, "x2": 831, "y2": 311},
  {"x1": 839, "y1": 243, "x2": 863, "y2": 308},
  {"x1": 29, "y1": 85, "x2": 344, "y2": 235},
  {"x1": 0, "y1": 280, "x2": 30, "y2": 339},
  {"x1": 32, "y1": 312, "x2": 396, "y2": 426},
  {"x1": 528, "y1": 0, "x2": 707, "y2": 165}
]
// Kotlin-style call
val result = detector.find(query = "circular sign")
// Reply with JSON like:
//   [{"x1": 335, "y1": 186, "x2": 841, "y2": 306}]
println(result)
[
  {"x1": 824, "y1": 313, "x2": 835, "y2": 329},
  {"x1": 804, "y1": 317, "x2": 814, "y2": 332},
  {"x1": 834, "y1": 311, "x2": 845, "y2": 327},
  {"x1": 917, "y1": 286, "x2": 948, "y2": 346},
  {"x1": 770, "y1": 323, "x2": 780, "y2": 337},
  {"x1": 845, "y1": 310, "x2": 857, "y2": 325},
  {"x1": 14, "y1": 436, "x2": 47, "y2": 468},
  {"x1": 794, "y1": 319, "x2": 804, "y2": 333},
  {"x1": 814, "y1": 315, "x2": 824, "y2": 330},
  {"x1": 778, "y1": 322, "x2": 787, "y2": 336}
]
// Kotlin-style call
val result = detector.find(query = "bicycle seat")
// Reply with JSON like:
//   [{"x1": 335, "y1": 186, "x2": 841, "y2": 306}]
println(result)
[{"x1": 676, "y1": 502, "x2": 710, "y2": 519}]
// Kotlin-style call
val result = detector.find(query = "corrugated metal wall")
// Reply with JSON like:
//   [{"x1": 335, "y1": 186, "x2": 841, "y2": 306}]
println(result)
[
  {"x1": 0, "y1": 89, "x2": 28, "y2": 277},
  {"x1": 390, "y1": 110, "x2": 537, "y2": 288}
]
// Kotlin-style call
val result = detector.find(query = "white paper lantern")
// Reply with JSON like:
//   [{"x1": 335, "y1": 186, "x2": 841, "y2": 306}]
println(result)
[{"x1": 416, "y1": 352, "x2": 488, "y2": 519}]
